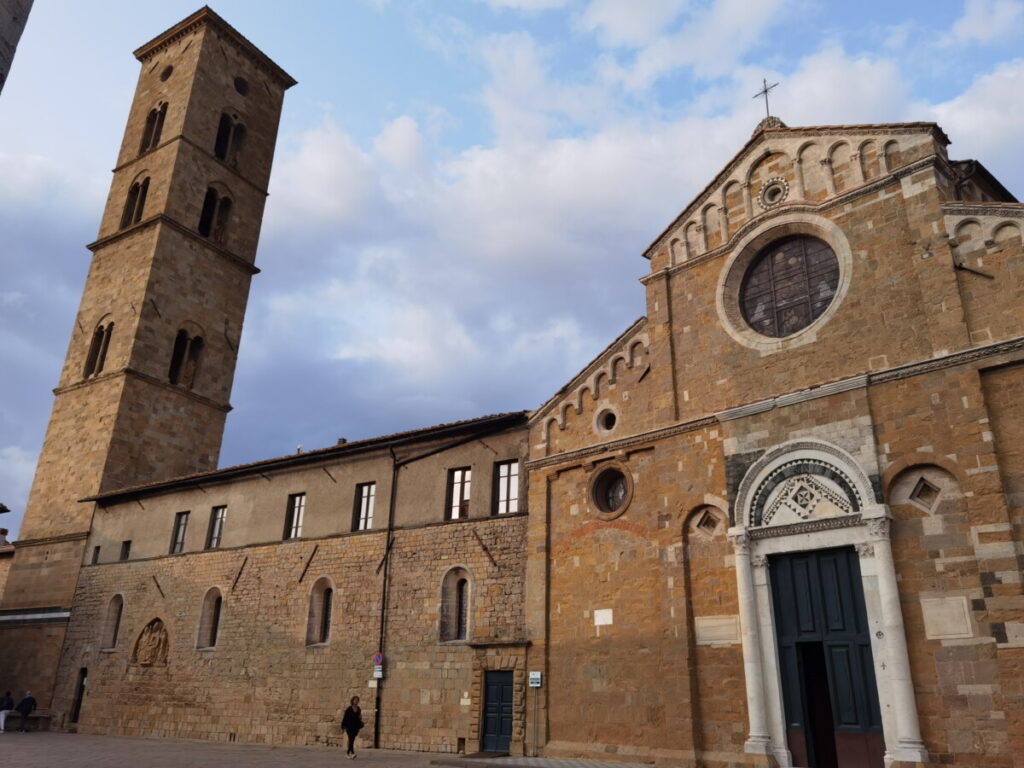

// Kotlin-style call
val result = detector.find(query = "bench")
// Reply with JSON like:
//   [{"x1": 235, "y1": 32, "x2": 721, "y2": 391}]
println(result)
[{"x1": 1, "y1": 709, "x2": 51, "y2": 732}]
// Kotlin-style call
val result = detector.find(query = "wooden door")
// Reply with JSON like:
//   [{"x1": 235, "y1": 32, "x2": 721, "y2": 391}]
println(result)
[
  {"x1": 770, "y1": 547, "x2": 884, "y2": 768},
  {"x1": 482, "y1": 670, "x2": 513, "y2": 753}
]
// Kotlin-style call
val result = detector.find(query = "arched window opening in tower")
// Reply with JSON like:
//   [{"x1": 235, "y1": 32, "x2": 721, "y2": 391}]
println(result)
[
  {"x1": 119, "y1": 177, "x2": 150, "y2": 230},
  {"x1": 214, "y1": 113, "x2": 247, "y2": 165},
  {"x1": 198, "y1": 187, "x2": 232, "y2": 243},
  {"x1": 168, "y1": 330, "x2": 204, "y2": 389},
  {"x1": 138, "y1": 103, "x2": 167, "y2": 155},
  {"x1": 83, "y1": 322, "x2": 114, "y2": 379}
]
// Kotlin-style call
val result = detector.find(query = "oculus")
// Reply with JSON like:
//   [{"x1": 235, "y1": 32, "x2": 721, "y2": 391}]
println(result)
[
  {"x1": 589, "y1": 464, "x2": 633, "y2": 519},
  {"x1": 739, "y1": 235, "x2": 839, "y2": 338},
  {"x1": 758, "y1": 177, "x2": 789, "y2": 209}
]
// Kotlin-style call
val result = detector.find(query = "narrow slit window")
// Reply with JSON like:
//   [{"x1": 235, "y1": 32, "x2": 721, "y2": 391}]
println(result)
[
  {"x1": 446, "y1": 468, "x2": 471, "y2": 520},
  {"x1": 306, "y1": 577, "x2": 333, "y2": 645},
  {"x1": 214, "y1": 113, "x2": 233, "y2": 160},
  {"x1": 440, "y1": 567, "x2": 471, "y2": 642},
  {"x1": 319, "y1": 588, "x2": 333, "y2": 643},
  {"x1": 102, "y1": 595, "x2": 123, "y2": 649},
  {"x1": 493, "y1": 460, "x2": 519, "y2": 515},
  {"x1": 284, "y1": 493, "x2": 305, "y2": 540},
  {"x1": 353, "y1": 482, "x2": 375, "y2": 531},
  {"x1": 119, "y1": 540, "x2": 131, "y2": 561},
  {"x1": 197, "y1": 588, "x2": 222, "y2": 649}
]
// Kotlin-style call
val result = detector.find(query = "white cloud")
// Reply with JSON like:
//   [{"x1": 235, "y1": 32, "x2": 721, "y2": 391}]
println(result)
[
  {"x1": 603, "y1": 0, "x2": 787, "y2": 90},
  {"x1": 477, "y1": 0, "x2": 573, "y2": 10},
  {"x1": 0, "y1": 445, "x2": 37, "y2": 537},
  {"x1": 374, "y1": 115, "x2": 425, "y2": 173},
  {"x1": 580, "y1": 0, "x2": 687, "y2": 47},
  {"x1": 949, "y1": 0, "x2": 1024, "y2": 43},
  {"x1": 922, "y1": 59, "x2": 1024, "y2": 192}
]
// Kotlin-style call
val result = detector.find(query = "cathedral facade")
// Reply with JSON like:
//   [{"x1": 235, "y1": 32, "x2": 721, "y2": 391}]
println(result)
[{"x1": 3, "y1": 9, "x2": 1023, "y2": 768}]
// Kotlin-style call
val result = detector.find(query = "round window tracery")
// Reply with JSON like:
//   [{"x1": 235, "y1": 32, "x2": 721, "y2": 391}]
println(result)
[{"x1": 739, "y1": 235, "x2": 840, "y2": 338}]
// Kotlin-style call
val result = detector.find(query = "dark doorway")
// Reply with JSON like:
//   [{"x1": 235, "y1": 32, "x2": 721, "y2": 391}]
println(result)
[
  {"x1": 770, "y1": 547, "x2": 884, "y2": 768},
  {"x1": 70, "y1": 667, "x2": 87, "y2": 724},
  {"x1": 482, "y1": 670, "x2": 513, "y2": 753}
]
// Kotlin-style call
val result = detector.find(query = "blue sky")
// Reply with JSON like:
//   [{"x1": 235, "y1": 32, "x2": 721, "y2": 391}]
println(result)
[{"x1": 1, "y1": 0, "x2": 1023, "y2": 537}]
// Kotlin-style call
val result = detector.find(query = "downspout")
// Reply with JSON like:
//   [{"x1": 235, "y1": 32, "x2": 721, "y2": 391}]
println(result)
[
  {"x1": 373, "y1": 446, "x2": 400, "y2": 749},
  {"x1": 371, "y1": 421, "x2": 523, "y2": 749}
]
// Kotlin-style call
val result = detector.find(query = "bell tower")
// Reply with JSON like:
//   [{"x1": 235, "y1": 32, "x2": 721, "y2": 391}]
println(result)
[{"x1": 0, "y1": 8, "x2": 294, "y2": 704}]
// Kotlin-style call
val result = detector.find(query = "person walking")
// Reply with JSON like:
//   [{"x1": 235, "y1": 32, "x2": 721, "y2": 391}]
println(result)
[
  {"x1": 341, "y1": 695, "x2": 364, "y2": 759},
  {"x1": 0, "y1": 691, "x2": 13, "y2": 732},
  {"x1": 14, "y1": 692, "x2": 36, "y2": 732}
]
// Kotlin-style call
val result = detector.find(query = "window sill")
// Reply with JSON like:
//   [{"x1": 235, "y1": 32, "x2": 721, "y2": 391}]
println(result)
[
  {"x1": 99, "y1": 648, "x2": 118, "y2": 654},
  {"x1": 196, "y1": 646, "x2": 217, "y2": 652},
  {"x1": 438, "y1": 639, "x2": 470, "y2": 646},
  {"x1": 305, "y1": 642, "x2": 330, "y2": 649}
]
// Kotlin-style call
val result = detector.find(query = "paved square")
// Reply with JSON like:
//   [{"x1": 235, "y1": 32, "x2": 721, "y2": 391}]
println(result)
[{"x1": 0, "y1": 732, "x2": 443, "y2": 768}]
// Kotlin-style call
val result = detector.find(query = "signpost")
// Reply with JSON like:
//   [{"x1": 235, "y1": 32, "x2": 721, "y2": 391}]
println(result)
[{"x1": 373, "y1": 653, "x2": 384, "y2": 679}]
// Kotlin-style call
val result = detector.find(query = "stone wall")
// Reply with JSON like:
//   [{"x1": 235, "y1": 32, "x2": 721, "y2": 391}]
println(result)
[{"x1": 51, "y1": 513, "x2": 527, "y2": 752}]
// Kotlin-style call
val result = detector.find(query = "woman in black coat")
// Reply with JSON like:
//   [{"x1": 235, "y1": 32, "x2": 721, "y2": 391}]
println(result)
[{"x1": 341, "y1": 696, "x2": 364, "y2": 758}]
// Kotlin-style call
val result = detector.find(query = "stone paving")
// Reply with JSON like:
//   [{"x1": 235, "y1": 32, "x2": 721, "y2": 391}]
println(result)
[
  {"x1": 0, "y1": 732, "x2": 663, "y2": 768},
  {"x1": 0, "y1": 731, "x2": 439, "y2": 767}
]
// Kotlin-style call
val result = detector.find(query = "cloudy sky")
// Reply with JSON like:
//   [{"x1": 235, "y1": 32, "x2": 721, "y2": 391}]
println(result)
[{"x1": 1, "y1": 0, "x2": 1022, "y2": 537}]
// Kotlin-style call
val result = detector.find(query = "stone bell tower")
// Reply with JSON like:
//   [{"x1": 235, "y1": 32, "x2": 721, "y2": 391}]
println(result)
[{"x1": 0, "y1": 7, "x2": 294, "y2": 705}]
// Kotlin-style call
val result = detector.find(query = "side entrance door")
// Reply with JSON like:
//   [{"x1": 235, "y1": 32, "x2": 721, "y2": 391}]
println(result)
[
  {"x1": 770, "y1": 547, "x2": 884, "y2": 768},
  {"x1": 482, "y1": 670, "x2": 513, "y2": 753}
]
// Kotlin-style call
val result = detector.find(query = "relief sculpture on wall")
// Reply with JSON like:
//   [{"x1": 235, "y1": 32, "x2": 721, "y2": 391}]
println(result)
[{"x1": 133, "y1": 618, "x2": 169, "y2": 666}]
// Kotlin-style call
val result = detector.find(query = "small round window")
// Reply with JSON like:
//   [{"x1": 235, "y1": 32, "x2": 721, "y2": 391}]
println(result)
[
  {"x1": 739, "y1": 235, "x2": 840, "y2": 338},
  {"x1": 160, "y1": 65, "x2": 173, "y2": 82},
  {"x1": 233, "y1": 76, "x2": 249, "y2": 95},
  {"x1": 597, "y1": 409, "x2": 617, "y2": 432},
  {"x1": 589, "y1": 464, "x2": 633, "y2": 519}
]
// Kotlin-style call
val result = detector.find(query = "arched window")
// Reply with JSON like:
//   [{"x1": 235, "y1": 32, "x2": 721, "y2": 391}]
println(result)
[
  {"x1": 119, "y1": 177, "x2": 150, "y2": 229},
  {"x1": 306, "y1": 577, "x2": 334, "y2": 645},
  {"x1": 440, "y1": 567, "x2": 470, "y2": 642},
  {"x1": 168, "y1": 329, "x2": 204, "y2": 389},
  {"x1": 197, "y1": 588, "x2": 222, "y2": 649},
  {"x1": 138, "y1": 102, "x2": 168, "y2": 155},
  {"x1": 214, "y1": 112, "x2": 246, "y2": 165},
  {"x1": 102, "y1": 594, "x2": 124, "y2": 650},
  {"x1": 83, "y1": 321, "x2": 114, "y2": 379},
  {"x1": 198, "y1": 187, "x2": 232, "y2": 243}
]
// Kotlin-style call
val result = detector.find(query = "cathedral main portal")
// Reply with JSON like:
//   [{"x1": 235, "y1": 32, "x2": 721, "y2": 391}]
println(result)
[{"x1": 770, "y1": 548, "x2": 883, "y2": 768}]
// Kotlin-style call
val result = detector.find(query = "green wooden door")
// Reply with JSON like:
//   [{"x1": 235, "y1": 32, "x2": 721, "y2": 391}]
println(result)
[{"x1": 770, "y1": 547, "x2": 884, "y2": 768}]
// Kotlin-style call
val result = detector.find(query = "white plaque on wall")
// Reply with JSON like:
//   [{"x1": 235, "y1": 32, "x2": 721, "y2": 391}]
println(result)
[
  {"x1": 921, "y1": 596, "x2": 973, "y2": 640},
  {"x1": 694, "y1": 615, "x2": 740, "y2": 646}
]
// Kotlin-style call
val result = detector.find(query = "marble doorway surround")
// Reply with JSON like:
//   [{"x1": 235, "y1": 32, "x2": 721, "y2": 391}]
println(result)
[{"x1": 728, "y1": 440, "x2": 929, "y2": 768}]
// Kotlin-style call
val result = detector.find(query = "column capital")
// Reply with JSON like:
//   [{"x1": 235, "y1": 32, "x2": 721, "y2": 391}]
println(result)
[{"x1": 728, "y1": 528, "x2": 751, "y2": 554}]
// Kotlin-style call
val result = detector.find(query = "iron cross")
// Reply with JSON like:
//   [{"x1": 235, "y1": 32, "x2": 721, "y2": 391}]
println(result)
[{"x1": 754, "y1": 78, "x2": 779, "y2": 117}]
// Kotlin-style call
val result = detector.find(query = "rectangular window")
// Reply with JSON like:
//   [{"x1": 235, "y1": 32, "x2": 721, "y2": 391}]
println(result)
[
  {"x1": 493, "y1": 460, "x2": 520, "y2": 515},
  {"x1": 170, "y1": 511, "x2": 190, "y2": 554},
  {"x1": 446, "y1": 467, "x2": 472, "y2": 520},
  {"x1": 91, "y1": 546, "x2": 101, "y2": 565},
  {"x1": 119, "y1": 540, "x2": 131, "y2": 561},
  {"x1": 353, "y1": 483, "x2": 375, "y2": 531},
  {"x1": 284, "y1": 493, "x2": 305, "y2": 539},
  {"x1": 206, "y1": 505, "x2": 227, "y2": 550}
]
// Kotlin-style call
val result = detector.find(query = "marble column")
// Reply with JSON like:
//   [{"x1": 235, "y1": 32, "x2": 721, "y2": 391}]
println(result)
[
  {"x1": 730, "y1": 530, "x2": 772, "y2": 755},
  {"x1": 865, "y1": 513, "x2": 930, "y2": 764}
]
